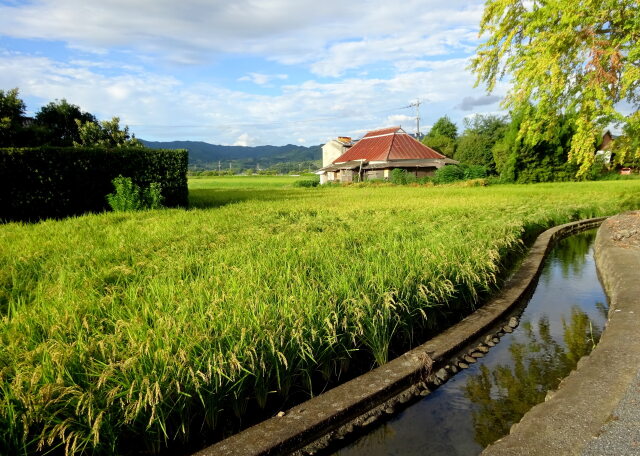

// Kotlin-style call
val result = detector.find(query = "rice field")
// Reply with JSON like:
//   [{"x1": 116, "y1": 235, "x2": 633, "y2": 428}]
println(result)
[{"x1": 1, "y1": 178, "x2": 640, "y2": 455}]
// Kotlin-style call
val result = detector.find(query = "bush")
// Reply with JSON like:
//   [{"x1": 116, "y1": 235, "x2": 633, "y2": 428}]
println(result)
[
  {"x1": 106, "y1": 177, "x2": 164, "y2": 211},
  {"x1": 145, "y1": 182, "x2": 164, "y2": 209},
  {"x1": 463, "y1": 165, "x2": 488, "y2": 180},
  {"x1": 0, "y1": 146, "x2": 187, "y2": 221},
  {"x1": 432, "y1": 164, "x2": 488, "y2": 185},
  {"x1": 390, "y1": 168, "x2": 417, "y2": 185},
  {"x1": 433, "y1": 165, "x2": 466, "y2": 184},
  {"x1": 293, "y1": 177, "x2": 320, "y2": 187},
  {"x1": 454, "y1": 178, "x2": 489, "y2": 187}
]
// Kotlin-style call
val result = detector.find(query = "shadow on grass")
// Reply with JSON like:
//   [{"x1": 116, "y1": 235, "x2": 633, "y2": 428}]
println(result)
[{"x1": 188, "y1": 188, "x2": 313, "y2": 209}]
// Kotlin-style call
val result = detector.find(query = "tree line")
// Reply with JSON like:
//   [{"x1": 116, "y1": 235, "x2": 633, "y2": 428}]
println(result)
[
  {"x1": 0, "y1": 88, "x2": 141, "y2": 148},
  {"x1": 467, "y1": 0, "x2": 639, "y2": 178},
  {"x1": 422, "y1": 108, "x2": 634, "y2": 183}
]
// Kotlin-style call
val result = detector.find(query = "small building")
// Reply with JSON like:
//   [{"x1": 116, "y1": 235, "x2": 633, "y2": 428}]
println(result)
[
  {"x1": 317, "y1": 126, "x2": 457, "y2": 184},
  {"x1": 596, "y1": 130, "x2": 617, "y2": 164},
  {"x1": 321, "y1": 136, "x2": 353, "y2": 167}
]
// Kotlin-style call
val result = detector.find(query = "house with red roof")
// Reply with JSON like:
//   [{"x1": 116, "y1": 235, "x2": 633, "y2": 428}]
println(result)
[{"x1": 317, "y1": 126, "x2": 458, "y2": 184}]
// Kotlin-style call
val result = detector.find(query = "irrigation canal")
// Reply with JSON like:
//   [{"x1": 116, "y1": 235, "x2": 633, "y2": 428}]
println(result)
[{"x1": 332, "y1": 229, "x2": 608, "y2": 456}]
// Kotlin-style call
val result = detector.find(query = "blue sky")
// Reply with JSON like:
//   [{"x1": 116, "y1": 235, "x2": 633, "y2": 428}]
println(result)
[{"x1": 0, "y1": 0, "x2": 508, "y2": 146}]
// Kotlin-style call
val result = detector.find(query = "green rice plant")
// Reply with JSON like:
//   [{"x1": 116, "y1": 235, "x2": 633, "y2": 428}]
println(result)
[{"x1": 1, "y1": 179, "x2": 639, "y2": 455}]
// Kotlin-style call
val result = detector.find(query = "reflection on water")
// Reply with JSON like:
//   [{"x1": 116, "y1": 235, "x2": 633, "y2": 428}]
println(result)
[
  {"x1": 335, "y1": 230, "x2": 607, "y2": 456},
  {"x1": 465, "y1": 308, "x2": 602, "y2": 447}
]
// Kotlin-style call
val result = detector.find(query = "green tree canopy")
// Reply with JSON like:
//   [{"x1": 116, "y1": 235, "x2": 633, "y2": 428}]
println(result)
[
  {"x1": 422, "y1": 115, "x2": 458, "y2": 157},
  {"x1": 455, "y1": 114, "x2": 508, "y2": 170},
  {"x1": 0, "y1": 88, "x2": 26, "y2": 147},
  {"x1": 74, "y1": 117, "x2": 143, "y2": 148},
  {"x1": 492, "y1": 107, "x2": 578, "y2": 183},
  {"x1": 427, "y1": 115, "x2": 458, "y2": 139},
  {"x1": 422, "y1": 134, "x2": 456, "y2": 157},
  {"x1": 35, "y1": 99, "x2": 96, "y2": 146},
  {"x1": 456, "y1": 133, "x2": 495, "y2": 169},
  {"x1": 472, "y1": 0, "x2": 640, "y2": 176}
]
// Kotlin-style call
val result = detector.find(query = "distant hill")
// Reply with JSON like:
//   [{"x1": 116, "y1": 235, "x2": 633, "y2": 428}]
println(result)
[{"x1": 141, "y1": 140, "x2": 322, "y2": 170}]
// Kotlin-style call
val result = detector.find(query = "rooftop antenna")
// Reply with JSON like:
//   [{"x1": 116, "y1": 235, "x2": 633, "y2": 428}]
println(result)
[{"x1": 409, "y1": 98, "x2": 422, "y2": 138}]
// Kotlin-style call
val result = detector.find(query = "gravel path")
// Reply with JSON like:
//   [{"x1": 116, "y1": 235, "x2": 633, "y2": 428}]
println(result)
[
  {"x1": 582, "y1": 211, "x2": 640, "y2": 456},
  {"x1": 582, "y1": 370, "x2": 640, "y2": 455}
]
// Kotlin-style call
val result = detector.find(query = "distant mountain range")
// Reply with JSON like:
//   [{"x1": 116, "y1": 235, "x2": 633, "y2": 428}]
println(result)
[{"x1": 141, "y1": 140, "x2": 322, "y2": 170}]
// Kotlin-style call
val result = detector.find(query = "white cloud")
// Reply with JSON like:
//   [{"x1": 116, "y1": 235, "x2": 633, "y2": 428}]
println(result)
[
  {"x1": 0, "y1": 0, "x2": 484, "y2": 75},
  {"x1": 309, "y1": 28, "x2": 478, "y2": 77},
  {"x1": 0, "y1": 1, "x2": 511, "y2": 146},
  {"x1": 233, "y1": 133, "x2": 259, "y2": 147},
  {"x1": 386, "y1": 114, "x2": 414, "y2": 125},
  {"x1": 0, "y1": 51, "x2": 507, "y2": 144},
  {"x1": 238, "y1": 72, "x2": 288, "y2": 85}
]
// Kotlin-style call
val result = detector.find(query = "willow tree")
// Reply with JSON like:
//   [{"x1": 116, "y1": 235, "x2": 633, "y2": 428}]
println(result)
[{"x1": 471, "y1": 0, "x2": 640, "y2": 176}]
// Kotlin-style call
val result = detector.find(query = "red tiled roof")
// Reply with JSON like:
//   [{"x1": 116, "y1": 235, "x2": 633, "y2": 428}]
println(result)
[
  {"x1": 363, "y1": 126, "x2": 402, "y2": 138},
  {"x1": 333, "y1": 127, "x2": 445, "y2": 163}
]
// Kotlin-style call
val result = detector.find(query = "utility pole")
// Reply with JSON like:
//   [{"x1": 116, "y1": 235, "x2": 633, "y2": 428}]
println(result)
[
  {"x1": 218, "y1": 160, "x2": 221, "y2": 173},
  {"x1": 409, "y1": 98, "x2": 422, "y2": 138}
]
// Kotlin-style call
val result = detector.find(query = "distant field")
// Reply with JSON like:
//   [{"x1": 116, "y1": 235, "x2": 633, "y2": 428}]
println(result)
[
  {"x1": 188, "y1": 175, "x2": 304, "y2": 189},
  {"x1": 188, "y1": 175, "x2": 315, "y2": 207},
  {"x1": 2, "y1": 179, "x2": 640, "y2": 455}
]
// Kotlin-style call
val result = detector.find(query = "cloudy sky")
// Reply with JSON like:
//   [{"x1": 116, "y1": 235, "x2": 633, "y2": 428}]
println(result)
[{"x1": 0, "y1": 0, "x2": 507, "y2": 146}]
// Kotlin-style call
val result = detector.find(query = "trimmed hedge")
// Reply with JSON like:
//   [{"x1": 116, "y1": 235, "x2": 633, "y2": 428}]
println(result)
[{"x1": 0, "y1": 147, "x2": 188, "y2": 221}]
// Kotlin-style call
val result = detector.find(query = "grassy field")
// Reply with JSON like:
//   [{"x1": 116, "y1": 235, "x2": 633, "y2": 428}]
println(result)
[
  {"x1": 1, "y1": 178, "x2": 640, "y2": 455},
  {"x1": 188, "y1": 175, "x2": 314, "y2": 208}
]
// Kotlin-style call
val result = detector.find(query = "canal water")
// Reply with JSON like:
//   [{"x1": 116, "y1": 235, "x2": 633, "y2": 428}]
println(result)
[{"x1": 334, "y1": 229, "x2": 608, "y2": 456}]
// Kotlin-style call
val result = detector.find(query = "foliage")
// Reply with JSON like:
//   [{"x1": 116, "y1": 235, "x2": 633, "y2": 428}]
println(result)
[
  {"x1": 433, "y1": 164, "x2": 488, "y2": 184},
  {"x1": 75, "y1": 117, "x2": 143, "y2": 148},
  {"x1": 427, "y1": 115, "x2": 458, "y2": 139},
  {"x1": 492, "y1": 108, "x2": 579, "y2": 183},
  {"x1": 390, "y1": 168, "x2": 417, "y2": 185},
  {"x1": 106, "y1": 176, "x2": 164, "y2": 211},
  {"x1": 612, "y1": 123, "x2": 640, "y2": 168},
  {"x1": 0, "y1": 88, "x2": 26, "y2": 147},
  {"x1": 293, "y1": 176, "x2": 320, "y2": 187},
  {"x1": 464, "y1": 114, "x2": 509, "y2": 142},
  {"x1": 1, "y1": 179, "x2": 639, "y2": 454},
  {"x1": 455, "y1": 114, "x2": 509, "y2": 171},
  {"x1": 34, "y1": 99, "x2": 96, "y2": 146},
  {"x1": 456, "y1": 133, "x2": 496, "y2": 170},
  {"x1": 422, "y1": 115, "x2": 458, "y2": 157},
  {"x1": 471, "y1": 0, "x2": 640, "y2": 177},
  {"x1": 422, "y1": 134, "x2": 456, "y2": 157},
  {"x1": 0, "y1": 147, "x2": 188, "y2": 221},
  {"x1": 466, "y1": 309, "x2": 602, "y2": 446}
]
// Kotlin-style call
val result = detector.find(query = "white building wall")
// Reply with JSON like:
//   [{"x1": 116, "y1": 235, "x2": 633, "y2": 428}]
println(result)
[{"x1": 322, "y1": 140, "x2": 348, "y2": 167}]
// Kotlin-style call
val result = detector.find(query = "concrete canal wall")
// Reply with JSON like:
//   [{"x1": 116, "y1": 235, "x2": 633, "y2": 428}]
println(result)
[
  {"x1": 194, "y1": 217, "x2": 607, "y2": 456},
  {"x1": 484, "y1": 211, "x2": 640, "y2": 455}
]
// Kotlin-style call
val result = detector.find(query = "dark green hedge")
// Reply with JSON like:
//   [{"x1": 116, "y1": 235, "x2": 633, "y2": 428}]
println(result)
[{"x1": 0, "y1": 147, "x2": 188, "y2": 221}]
